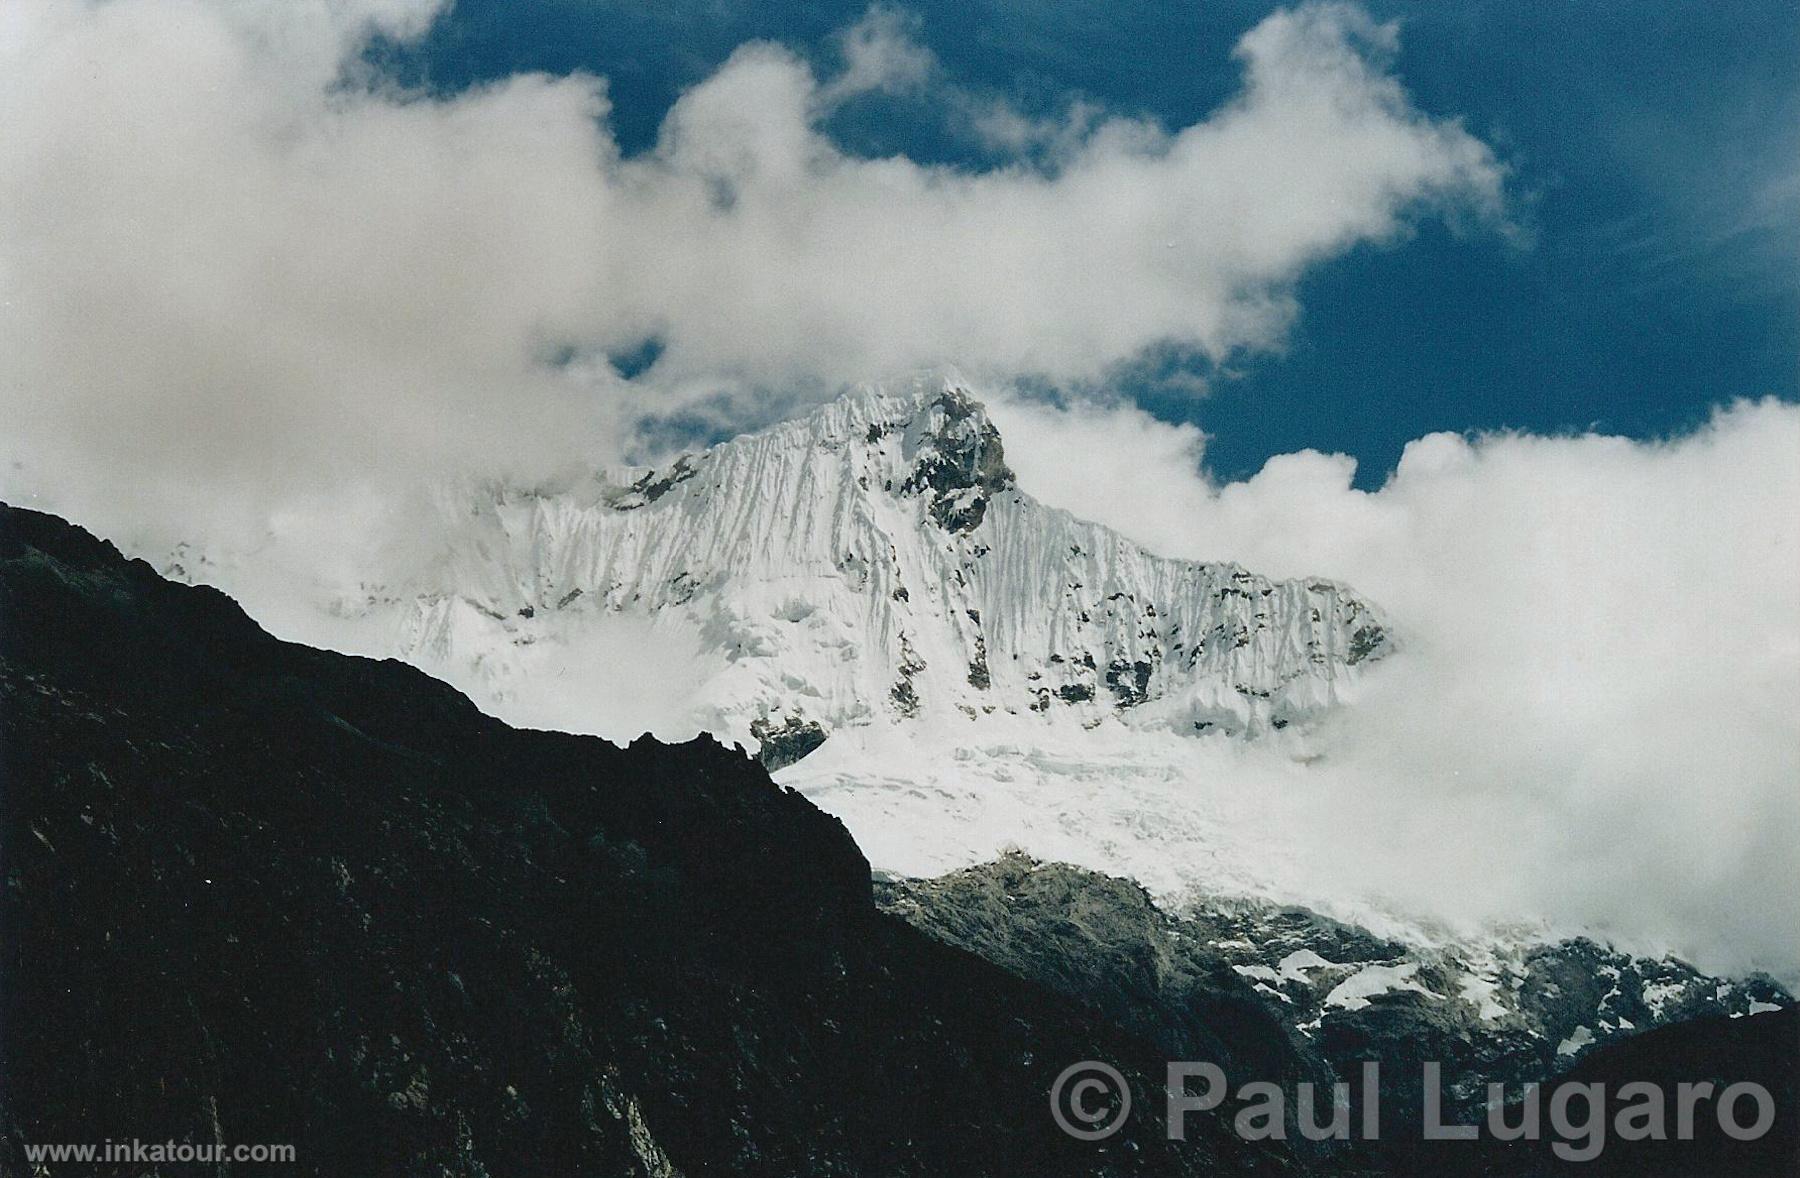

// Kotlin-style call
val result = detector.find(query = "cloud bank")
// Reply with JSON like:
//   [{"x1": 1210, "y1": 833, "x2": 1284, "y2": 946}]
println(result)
[
  {"x1": 990, "y1": 394, "x2": 1800, "y2": 978},
  {"x1": 1, "y1": 0, "x2": 1503, "y2": 549}
]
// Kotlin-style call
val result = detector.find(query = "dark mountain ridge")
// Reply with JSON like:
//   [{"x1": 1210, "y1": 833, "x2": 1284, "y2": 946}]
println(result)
[
  {"x1": 2, "y1": 501, "x2": 1789, "y2": 1177},
  {"x1": 0, "y1": 503, "x2": 1283, "y2": 1176}
]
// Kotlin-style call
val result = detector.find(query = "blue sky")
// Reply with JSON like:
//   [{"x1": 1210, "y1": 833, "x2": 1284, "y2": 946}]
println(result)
[{"x1": 368, "y1": 0, "x2": 1799, "y2": 485}]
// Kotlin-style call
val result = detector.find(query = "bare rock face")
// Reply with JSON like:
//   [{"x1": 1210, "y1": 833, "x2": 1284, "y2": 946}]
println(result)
[
  {"x1": 747, "y1": 713, "x2": 828, "y2": 770},
  {"x1": 895, "y1": 386, "x2": 1015, "y2": 533}
]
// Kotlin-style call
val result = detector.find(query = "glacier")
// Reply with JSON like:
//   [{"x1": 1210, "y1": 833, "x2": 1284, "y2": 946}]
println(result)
[{"x1": 384, "y1": 375, "x2": 1389, "y2": 753}]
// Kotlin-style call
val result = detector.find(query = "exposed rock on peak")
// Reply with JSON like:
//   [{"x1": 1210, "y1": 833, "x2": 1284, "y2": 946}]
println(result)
[{"x1": 898, "y1": 387, "x2": 1015, "y2": 532}]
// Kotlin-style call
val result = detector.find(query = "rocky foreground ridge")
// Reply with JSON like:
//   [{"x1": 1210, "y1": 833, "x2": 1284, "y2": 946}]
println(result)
[
  {"x1": 0, "y1": 503, "x2": 1278, "y2": 1176},
  {"x1": 4, "y1": 502, "x2": 1792, "y2": 1176}
]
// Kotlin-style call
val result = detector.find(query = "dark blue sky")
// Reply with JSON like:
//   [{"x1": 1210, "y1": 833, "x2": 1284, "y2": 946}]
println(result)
[{"x1": 371, "y1": 1, "x2": 1798, "y2": 486}]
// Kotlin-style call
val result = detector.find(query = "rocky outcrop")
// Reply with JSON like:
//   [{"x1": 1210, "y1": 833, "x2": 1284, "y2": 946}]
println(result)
[
  {"x1": 894, "y1": 386, "x2": 1015, "y2": 532},
  {"x1": 747, "y1": 713, "x2": 828, "y2": 770}
]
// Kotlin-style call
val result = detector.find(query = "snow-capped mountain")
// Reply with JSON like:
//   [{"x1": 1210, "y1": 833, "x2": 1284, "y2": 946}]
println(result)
[
  {"x1": 157, "y1": 373, "x2": 1402, "y2": 918},
  {"x1": 381, "y1": 375, "x2": 1389, "y2": 762},
  {"x1": 146, "y1": 374, "x2": 1791, "y2": 1065}
]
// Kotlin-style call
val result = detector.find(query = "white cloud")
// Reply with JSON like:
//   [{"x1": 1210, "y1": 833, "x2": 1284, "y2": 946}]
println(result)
[
  {"x1": 0, "y1": 0, "x2": 1505, "y2": 554},
  {"x1": 0, "y1": 0, "x2": 637, "y2": 555},
  {"x1": 626, "y1": 1, "x2": 1505, "y2": 388},
  {"x1": 991, "y1": 392, "x2": 1800, "y2": 978},
  {"x1": 817, "y1": 5, "x2": 936, "y2": 106}
]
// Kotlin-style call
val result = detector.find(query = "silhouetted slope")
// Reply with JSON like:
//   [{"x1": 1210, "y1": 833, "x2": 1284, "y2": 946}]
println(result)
[
  {"x1": 0, "y1": 504, "x2": 1296, "y2": 1177},
  {"x1": 1466, "y1": 1007, "x2": 1798, "y2": 1177}
]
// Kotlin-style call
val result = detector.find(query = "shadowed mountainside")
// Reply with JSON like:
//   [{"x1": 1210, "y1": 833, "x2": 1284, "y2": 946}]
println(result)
[
  {"x1": 880, "y1": 855, "x2": 1797, "y2": 1176},
  {"x1": 0, "y1": 503, "x2": 1296, "y2": 1177}
]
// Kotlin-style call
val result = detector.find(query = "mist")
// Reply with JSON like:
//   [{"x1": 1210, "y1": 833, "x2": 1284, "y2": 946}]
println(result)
[{"x1": 991, "y1": 394, "x2": 1800, "y2": 978}]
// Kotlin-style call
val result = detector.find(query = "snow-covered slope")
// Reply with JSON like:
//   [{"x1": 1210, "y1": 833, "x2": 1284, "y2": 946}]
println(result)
[{"x1": 378, "y1": 375, "x2": 1388, "y2": 760}]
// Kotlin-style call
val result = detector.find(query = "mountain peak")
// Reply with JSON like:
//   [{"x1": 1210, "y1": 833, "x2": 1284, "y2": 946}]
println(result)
[
  {"x1": 887, "y1": 384, "x2": 1015, "y2": 533},
  {"x1": 608, "y1": 376, "x2": 1016, "y2": 531},
  {"x1": 370, "y1": 380, "x2": 1389, "y2": 757}
]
